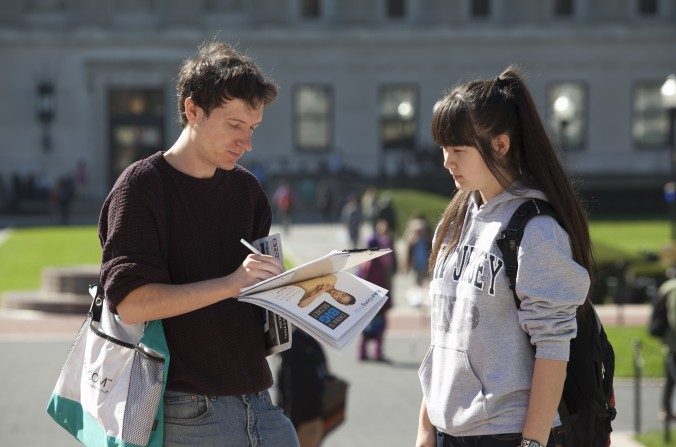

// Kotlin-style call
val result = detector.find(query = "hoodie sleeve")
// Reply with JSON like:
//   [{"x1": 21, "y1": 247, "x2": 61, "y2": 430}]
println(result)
[{"x1": 514, "y1": 216, "x2": 590, "y2": 361}]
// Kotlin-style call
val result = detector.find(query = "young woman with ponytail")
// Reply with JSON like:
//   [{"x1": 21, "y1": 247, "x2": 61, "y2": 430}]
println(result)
[{"x1": 415, "y1": 67, "x2": 593, "y2": 447}]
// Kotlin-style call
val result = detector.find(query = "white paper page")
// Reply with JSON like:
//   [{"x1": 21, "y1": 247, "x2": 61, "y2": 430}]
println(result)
[{"x1": 239, "y1": 248, "x2": 392, "y2": 295}]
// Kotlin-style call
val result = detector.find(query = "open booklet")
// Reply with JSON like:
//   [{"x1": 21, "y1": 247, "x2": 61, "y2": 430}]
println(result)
[{"x1": 244, "y1": 234, "x2": 391, "y2": 350}]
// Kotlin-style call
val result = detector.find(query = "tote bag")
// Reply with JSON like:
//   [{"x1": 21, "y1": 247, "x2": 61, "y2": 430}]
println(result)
[{"x1": 47, "y1": 284, "x2": 170, "y2": 447}]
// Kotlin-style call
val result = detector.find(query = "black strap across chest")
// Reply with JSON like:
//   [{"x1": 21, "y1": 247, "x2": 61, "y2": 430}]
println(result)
[{"x1": 495, "y1": 198, "x2": 563, "y2": 309}]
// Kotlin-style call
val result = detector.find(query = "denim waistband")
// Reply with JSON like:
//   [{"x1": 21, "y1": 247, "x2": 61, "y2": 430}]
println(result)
[{"x1": 164, "y1": 388, "x2": 268, "y2": 400}]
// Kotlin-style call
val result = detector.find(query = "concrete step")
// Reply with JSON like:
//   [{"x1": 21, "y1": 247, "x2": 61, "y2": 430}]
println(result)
[
  {"x1": 2, "y1": 290, "x2": 91, "y2": 314},
  {"x1": 41, "y1": 265, "x2": 99, "y2": 294}
]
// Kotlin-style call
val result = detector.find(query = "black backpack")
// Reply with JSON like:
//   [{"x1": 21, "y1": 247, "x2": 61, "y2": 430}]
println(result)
[
  {"x1": 496, "y1": 198, "x2": 616, "y2": 447},
  {"x1": 649, "y1": 292, "x2": 669, "y2": 337}
]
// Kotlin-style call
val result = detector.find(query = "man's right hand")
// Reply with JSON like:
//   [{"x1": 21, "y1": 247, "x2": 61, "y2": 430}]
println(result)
[{"x1": 231, "y1": 253, "x2": 283, "y2": 289}]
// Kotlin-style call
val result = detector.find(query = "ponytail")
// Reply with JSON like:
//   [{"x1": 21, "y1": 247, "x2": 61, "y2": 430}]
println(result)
[
  {"x1": 429, "y1": 66, "x2": 595, "y2": 313},
  {"x1": 506, "y1": 69, "x2": 595, "y2": 314}
]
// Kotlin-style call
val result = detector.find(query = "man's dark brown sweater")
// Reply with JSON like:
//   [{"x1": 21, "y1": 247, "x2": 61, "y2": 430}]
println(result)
[{"x1": 99, "y1": 152, "x2": 273, "y2": 396}]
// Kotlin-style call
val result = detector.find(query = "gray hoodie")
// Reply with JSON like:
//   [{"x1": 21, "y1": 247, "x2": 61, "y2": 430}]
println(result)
[{"x1": 418, "y1": 186, "x2": 590, "y2": 437}]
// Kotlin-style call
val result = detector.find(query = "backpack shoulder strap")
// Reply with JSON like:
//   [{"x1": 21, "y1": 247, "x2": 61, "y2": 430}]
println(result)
[{"x1": 496, "y1": 198, "x2": 562, "y2": 309}]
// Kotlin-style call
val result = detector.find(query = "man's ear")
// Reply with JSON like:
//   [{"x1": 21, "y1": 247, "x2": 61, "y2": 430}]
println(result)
[
  {"x1": 492, "y1": 133, "x2": 510, "y2": 157},
  {"x1": 184, "y1": 97, "x2": 204, "y2": 125}
]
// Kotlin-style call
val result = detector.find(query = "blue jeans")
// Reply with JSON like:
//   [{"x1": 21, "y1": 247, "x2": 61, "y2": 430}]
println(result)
[{"x1": 163, "y1": 388, "x2": 299, "y2": 447}]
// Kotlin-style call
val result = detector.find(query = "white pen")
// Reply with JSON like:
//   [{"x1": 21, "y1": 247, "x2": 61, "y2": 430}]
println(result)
[{"x1": 240, "y1": 238, "x2": 262, "y2": 255}]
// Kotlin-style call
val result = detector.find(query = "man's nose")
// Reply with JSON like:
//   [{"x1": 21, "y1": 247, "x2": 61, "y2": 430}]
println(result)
[{"x1": 239, "y1": 133, "x2": 253, "y2": 151}]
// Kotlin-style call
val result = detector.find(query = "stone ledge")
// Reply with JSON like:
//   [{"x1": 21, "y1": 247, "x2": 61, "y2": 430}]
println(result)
[
  {"x1": 42, "y1": 265, "x2": 99, "y2": 294},
  {"x1": 2, "y1": 290, "x2": 91, "y2": 314}
]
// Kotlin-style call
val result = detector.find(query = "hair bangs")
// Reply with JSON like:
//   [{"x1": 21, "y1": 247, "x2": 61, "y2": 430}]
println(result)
[{"x1": 431, "y1": 96, "x2": 476, "y2": 148}]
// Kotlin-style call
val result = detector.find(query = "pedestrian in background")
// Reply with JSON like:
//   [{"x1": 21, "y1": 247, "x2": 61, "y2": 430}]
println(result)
[
  {"x1": 361, "y1": 187, "x2": 379, "y2": 229},
  {"x1": 357, "y1": 220, "x2": 396, "y2": 361},
  {"x1": 658, "y1": 269, "x2": 676, "y2": 422},
  {"x1": 315, "y1": 179, "x2": 334, "y2": 222},
  {"x1": 341, "y1": 193, "x2": 362, "y2": 249},
  {"x1": 54, "y1": 176, "x2": 75, "y2": 225},
  {"x1": 405, "y1": 213, "x2": 432, "y2": 287},
  {"x1": 273, "y1": 180, "x2": 294, "y2": 234},
  {"x1": 416, "y1": 66, "x2": 592, "y2": 447},
  {"x1": 376, "y1": 192, "x2": 397, "y2": 235}
]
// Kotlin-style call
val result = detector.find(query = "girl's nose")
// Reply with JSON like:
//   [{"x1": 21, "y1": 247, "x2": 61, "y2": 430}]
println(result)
[{"x1": 443, "y1": 149, "x2": 454, "y2": 168}]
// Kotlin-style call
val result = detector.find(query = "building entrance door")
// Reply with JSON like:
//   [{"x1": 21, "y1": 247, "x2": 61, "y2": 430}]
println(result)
[{"x1": 108, "y1": 89, "x2": 164, "y2": 186}]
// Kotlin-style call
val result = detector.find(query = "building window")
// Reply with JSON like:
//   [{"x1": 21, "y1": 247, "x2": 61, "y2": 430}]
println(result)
[
  {"x1": 633, "y1": 82, "x2": 669, "y2": 148},
  {"x1": 301, "y1": 0, "x2": 320, "y2": 18},
  {"x1": 294, "y1": 85, "x2": 332, "y2": 151},
  {"x1": 387, "y1": 0, "x2": 406, "y2": 18},
  {"x1": 471, "y1": 0, "x2": 490, "y2": 18},
  {"x1": 638, "y1": 0, "x2": 658, "y2": 15},
  {"x1": 26, "y1": 0, "x2": 67, "y2": 13},
  {"x1": 379, "y1": 85, "x2": 418, "y2": 149},
  {"x1": 547, "y1": 82, "x2": 587, "y2": 151},
  {"x1": 554, "y1": 0, "x2": 574, "y2": 17},
  {"x1": 204, "y1": 0, "x2": 244, "y2": 12},
  {"x1": 112, "y1": 0, "x2": 157, "y2": 13}
]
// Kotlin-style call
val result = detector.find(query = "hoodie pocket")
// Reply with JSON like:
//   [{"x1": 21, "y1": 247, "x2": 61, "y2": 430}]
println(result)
[{"x1": 419, "y1": 344, "x2": 488, "y2": 433}]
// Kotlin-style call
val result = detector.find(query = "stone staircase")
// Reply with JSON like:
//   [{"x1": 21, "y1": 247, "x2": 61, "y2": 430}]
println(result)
[{"x1": 2, "y1": 265, "x2": 99, "y2": 314}]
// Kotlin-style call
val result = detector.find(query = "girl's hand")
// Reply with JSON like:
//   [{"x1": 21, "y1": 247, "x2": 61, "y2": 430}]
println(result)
[
  {"x1": 414, "y1": 428, "x2": 435, "y2": 447},
  {"x1": 416, "y1": 399, "x2": 436, "y2": 447}
]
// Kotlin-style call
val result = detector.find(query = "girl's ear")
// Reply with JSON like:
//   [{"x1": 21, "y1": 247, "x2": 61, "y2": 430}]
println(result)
[{"x1": 492, "y1": 133, "x2": 510, "y2": 157}]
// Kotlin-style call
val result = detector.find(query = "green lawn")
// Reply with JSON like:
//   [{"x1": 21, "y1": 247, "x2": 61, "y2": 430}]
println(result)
[
  {"x1": 0, "y1": 226, "x2": 101, "y2": 293},
  {"x1": 388, "y1": 189, "x2": 670, "y2": 259},
  {"x1": 387, "y1": 188, "x2": 448, "y2": 237},
  {"x1": 605, "y1": 326, "x2": 666, "y2": 378},
  {"x1": 637, "y1": 429, "x2": 676, "y2": 447},
  {"x1": 590, "y1": 221, "x2": 670, "y2": 262},
  {"x1": 0, "y1": 226, "x2": 294, "y2": 296}
]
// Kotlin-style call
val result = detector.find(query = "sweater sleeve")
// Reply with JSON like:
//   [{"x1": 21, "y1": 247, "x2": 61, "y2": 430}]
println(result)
[
  {"x1": 99, "y1": 170, "x2": 171, "y2": 313},
  {"x1": 514, "y1": 216, "x2": 590, "y2": 361},
  {"x1": 251, "y1": 176, "x2": 272, "y2": 240}
]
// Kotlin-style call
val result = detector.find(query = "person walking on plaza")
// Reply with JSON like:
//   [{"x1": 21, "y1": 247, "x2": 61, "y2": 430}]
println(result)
[
  {"x1": 657, "y1": 271, "x2": 676, "y2": 421},
  {"x1": 273, "y1": 180, "x2": 294, "y2": 234},
  {"x1": 357, "y1": 219, "x2": 396, "y2": 361},
  {"x1": 416, "y1": 67, "x2": 593, "y2": 447},
  {"x1": 376, "y1": 192, "x2": 397, "y2": 235},
  {"x1": 341, "y1": 193, "x2": 362, "y2": 249},
  {"x1": 404, "y1": 213, "x2": 432, "y2": 287},
  {"x1": 361, "y1": 187, "x2": 379, "y2": 229},
  {"x1": 98, "y1": 40, "x2": 299, "y2": 446}
]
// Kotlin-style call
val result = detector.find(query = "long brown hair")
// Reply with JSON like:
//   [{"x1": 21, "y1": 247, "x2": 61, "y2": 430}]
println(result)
[{"x1": 429, "y1": 66, "x2": 594, "y2": 312}]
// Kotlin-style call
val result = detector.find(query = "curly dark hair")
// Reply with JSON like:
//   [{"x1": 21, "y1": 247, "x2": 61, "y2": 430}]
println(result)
[{"x1": 176, "y1": 40, "x2": 278, "y2": 127}]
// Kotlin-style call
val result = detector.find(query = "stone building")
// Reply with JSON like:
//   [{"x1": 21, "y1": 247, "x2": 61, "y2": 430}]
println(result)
[{"x1": 1, "y1": 0, "x2": 675, "y2": 214}]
